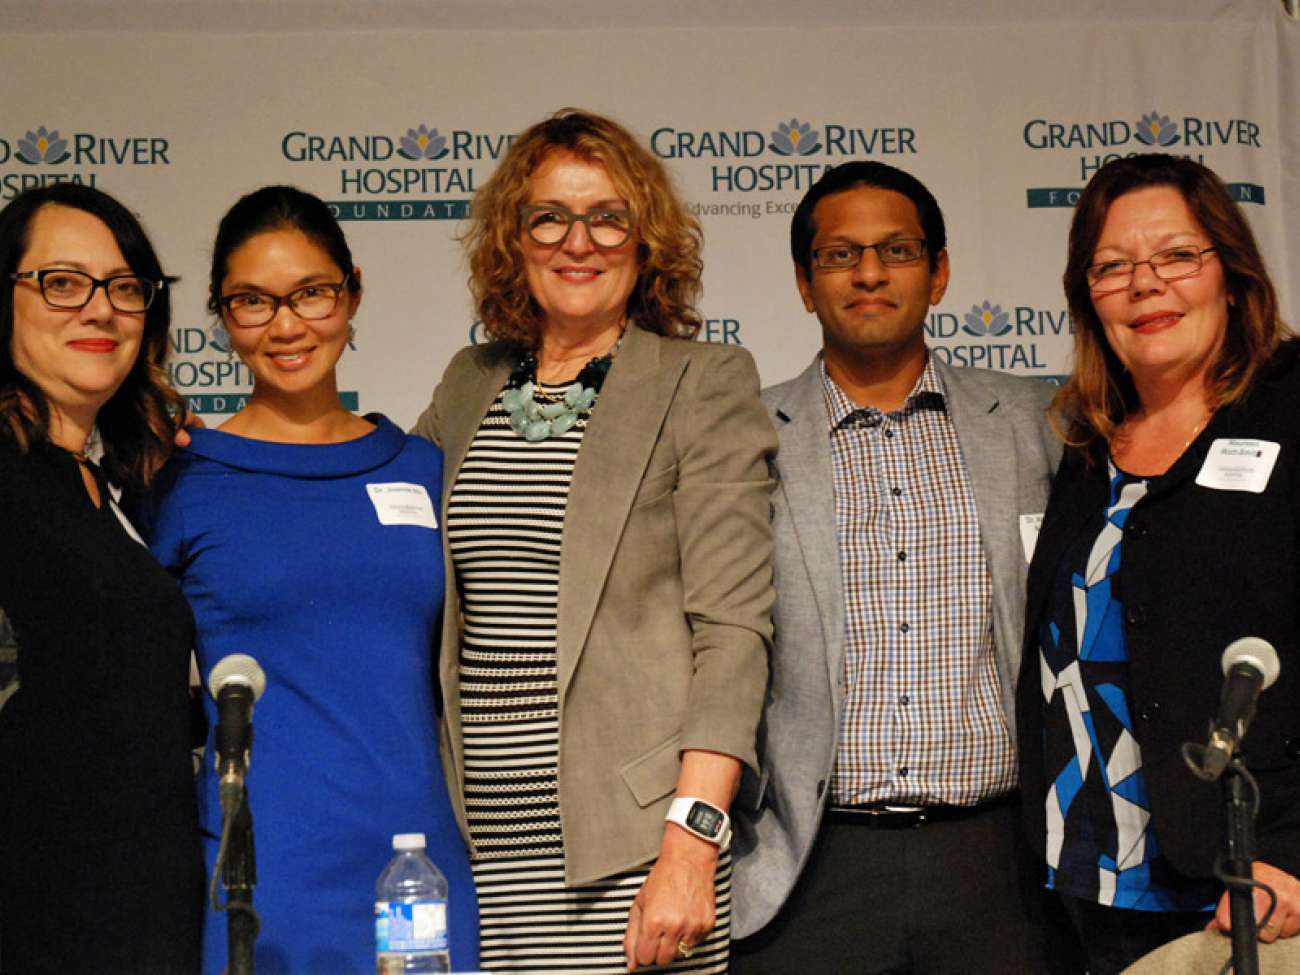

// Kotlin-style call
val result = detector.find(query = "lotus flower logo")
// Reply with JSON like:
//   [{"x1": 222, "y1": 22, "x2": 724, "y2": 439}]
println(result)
[
  {"x1": 962, "y1": 301, "x2": 1012, "y2": 338},
  {"x1": 207, "y1": 322, "x2": 232, "y2": 355},
  {"x1": 16, "y1": 126, "x2": 70, "y2": 165},
  {"x1": 1134, "y1": 111, "x2": 1179, "y2": 147},
  {"x1": 769, "y1": 119, "x2": 822, "y2": 157},
  {"x1": 398, "y1": 124, "x2": 448, "y2": 161}
]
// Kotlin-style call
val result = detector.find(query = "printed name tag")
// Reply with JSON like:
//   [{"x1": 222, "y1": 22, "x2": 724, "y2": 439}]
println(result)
[
  {"x1": 1019, "y1": 512, "x2": 1045, "y2": 564},
  {"x1": 366, "y1": 482, "x2": 438, "y2": 529},
  {"x1": 1195, "y1": 439, "x2": 1280, "y2": 494}
]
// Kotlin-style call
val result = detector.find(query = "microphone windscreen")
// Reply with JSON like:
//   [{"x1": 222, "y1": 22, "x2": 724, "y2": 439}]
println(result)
[
  {"x1": 207, "y1": 653, "x2": 267, "y2": 702},
  {"x1": 1221, "y1": 637, "x2": 1280, "y2": 690}
]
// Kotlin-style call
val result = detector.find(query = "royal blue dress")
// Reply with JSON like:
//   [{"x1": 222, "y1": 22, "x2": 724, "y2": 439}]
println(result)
[{"x1": 146, "y1": 415, "x2": 478, "y2": 975}]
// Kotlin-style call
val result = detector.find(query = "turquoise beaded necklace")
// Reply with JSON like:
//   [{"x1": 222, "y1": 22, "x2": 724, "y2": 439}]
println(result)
[{"x1": 501, "y1": 334, "x2": 622, "y2": 442}]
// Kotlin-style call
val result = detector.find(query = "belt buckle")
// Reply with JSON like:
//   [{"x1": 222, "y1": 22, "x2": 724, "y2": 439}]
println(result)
[{"x1": 870, "y1": 803, "x2": 927, "y2": 828}]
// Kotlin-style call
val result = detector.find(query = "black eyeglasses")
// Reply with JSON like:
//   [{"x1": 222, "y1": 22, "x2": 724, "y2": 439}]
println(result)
[
  {"x1": 519, "y1": 204, "x2": 634, "y2": 248},
  {"x1": 11, "y1": 268, "x2": 164, "y2": 312},
  {"x1": 812, "y1": 238, "x2": 928, "y2": 270},
  {"x1": 219, "y1": 276, "x2": 351, "y2": 328},
  {"x1": 1087, "y1": 246, "x2": 1216, "y2": 294}
]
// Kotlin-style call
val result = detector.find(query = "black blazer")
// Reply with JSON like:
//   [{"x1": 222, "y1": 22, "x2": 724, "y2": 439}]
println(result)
[{"x1": 1018, "y1": 343, "x2": 1300, "y2": 880}]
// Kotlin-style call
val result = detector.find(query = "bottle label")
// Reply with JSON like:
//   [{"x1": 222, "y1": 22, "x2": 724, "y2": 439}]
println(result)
[{"x1": 375, "y1": 899, "x2": 449, "y2": 952}]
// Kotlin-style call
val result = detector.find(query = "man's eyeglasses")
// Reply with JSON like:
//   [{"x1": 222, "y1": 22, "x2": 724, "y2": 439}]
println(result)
[
  {"x1": 519, "y1": 204, "x2": 633, "y2": 248},
  {"x1": 812, "y1": 238, "x2": 928, "y2": 271},
  {"x1": 1087, "y1": 246, "x2": 1216, "y2": 294},
  {"x1": 219, "y1": 276, "x2": 351, "y2": 328},
  {"x1": 11, "y1": 268, "x2": 165, "y2": 312}
]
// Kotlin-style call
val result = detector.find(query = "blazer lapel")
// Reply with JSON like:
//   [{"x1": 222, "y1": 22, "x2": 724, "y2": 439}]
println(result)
[
  {"x1": 938, "y1": 359, "x2": 1018, "y2": 589},
  {"x1": 438, "y1": 347, "x2": 511, "y2": 798},
  {"x1": 439, "y1": 349, "x2": 512, "y2": 529},
  {"x1": 556, "y1": 326, "x2": 684, "y2": 699},
  {"x1": 771, "y1": 359, "x2": 847, "y2": 710}
]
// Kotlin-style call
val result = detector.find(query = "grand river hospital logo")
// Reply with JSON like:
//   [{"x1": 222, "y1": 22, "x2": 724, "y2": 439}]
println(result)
[
  {"x1": 962, "y1": 301, "x2": 1012, "y2": 338},
  {"x1": 398, "y1": 125, "x2": 448, "y2": 161},
  {"x1": 769, "y1": 119, "x2": 822, "y2": 157},
  {"x1": 208, "y1": 322, "x2": 232, "y2": 356},
  {"x1": 16, "y1": 126, "x2": 70, "y2": 165},
  {"x1": 1134, "y1": 111, "x2": 1179, "y2": 147}
]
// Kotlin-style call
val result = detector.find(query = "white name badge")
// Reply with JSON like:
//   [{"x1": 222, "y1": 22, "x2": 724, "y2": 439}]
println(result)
[
  {"x1": 1019, "y1": 512, "x2": 1045, "y2": 564},
  {"x1": 1195, "y1": 439, "x2": 1280, "y2": 494},
  {"x1": 366, "y1": 482, "x2": 439, "y2": 529}
]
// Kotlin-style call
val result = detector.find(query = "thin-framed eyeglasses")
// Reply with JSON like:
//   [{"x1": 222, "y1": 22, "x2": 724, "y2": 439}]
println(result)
[
  {"x1": 1087, "y1": 246, "x2": 1216, "y2": 294},
  {"x1": 11, "y1": 268, "x2": 165, "y2": 312},
  {"x1": 519, "y1": 204, "x2": 634, "y2": 248},
  {"x1": 812, "y1": 238, "x2": 928, "y2": 271},
  {"x1": 219, "y1": 275, "x2": 352, "y2": 328}
]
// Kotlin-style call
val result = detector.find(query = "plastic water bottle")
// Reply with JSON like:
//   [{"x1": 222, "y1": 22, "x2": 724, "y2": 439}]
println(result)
[{"x1": 375, "y1": 833, "x2": 450, "y2": 974}]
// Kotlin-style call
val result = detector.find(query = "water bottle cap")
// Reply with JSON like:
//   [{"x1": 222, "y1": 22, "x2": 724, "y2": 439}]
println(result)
[{"x1": 392, "y1": 832, "x2": 427, "y2": 851}]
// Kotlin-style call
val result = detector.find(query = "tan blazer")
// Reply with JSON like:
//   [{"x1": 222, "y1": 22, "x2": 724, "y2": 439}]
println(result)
[{"x1": 413, "y1": 324, "x2": 776, "y2": 886}]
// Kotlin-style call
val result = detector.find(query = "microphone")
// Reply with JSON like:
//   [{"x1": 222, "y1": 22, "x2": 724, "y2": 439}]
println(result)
[
  {"x1": 1201, "y1": 637, "x2": 1280, "y2": 781},
  {"x1": 207, "y1": 654, "x2": 267, "y2": 811}
]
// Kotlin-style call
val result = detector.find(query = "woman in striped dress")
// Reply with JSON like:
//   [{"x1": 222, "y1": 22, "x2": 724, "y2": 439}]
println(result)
[{"x1": 414, "y1": 108, "x2": 776, "y2": 973}]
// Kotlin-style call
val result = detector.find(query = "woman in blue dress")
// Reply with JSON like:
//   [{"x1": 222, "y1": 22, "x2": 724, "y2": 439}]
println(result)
[{"x1": 146, "y1": 185, "x2": 478, "y2": 974}]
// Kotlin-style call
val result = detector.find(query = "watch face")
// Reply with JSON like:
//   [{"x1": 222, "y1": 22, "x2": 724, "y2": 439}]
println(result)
[{"x1": 686, "y1": 801, "x2": 723, "y2": 838}]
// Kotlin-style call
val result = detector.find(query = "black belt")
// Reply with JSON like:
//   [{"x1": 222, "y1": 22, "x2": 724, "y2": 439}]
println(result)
[{"x1": 825, "y1": 792, "x2": 1017, "y2": 830}]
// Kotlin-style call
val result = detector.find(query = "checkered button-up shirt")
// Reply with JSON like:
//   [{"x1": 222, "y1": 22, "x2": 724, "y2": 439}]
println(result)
[{"x1": 824, "y1": 356, "x2": 1016, "y2": 807}]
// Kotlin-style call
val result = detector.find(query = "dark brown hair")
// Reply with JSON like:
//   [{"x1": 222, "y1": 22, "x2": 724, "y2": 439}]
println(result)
[{"x1": 0, "y1": 183, "x2": 183, "y2": 487}]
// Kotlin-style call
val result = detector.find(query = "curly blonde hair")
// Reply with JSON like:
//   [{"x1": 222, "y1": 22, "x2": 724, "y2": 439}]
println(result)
[{"x1": 464, "y1": 108, "x2": 703, "y2": 346}]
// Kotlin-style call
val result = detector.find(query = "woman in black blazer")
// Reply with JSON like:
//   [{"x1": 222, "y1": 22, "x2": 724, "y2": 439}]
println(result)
[{"x1": 1016, "y1": 153, "x2": 1300, "y2": 975}]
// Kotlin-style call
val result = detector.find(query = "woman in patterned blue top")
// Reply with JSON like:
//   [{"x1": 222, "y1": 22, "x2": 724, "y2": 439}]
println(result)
[
  {"x1": 146, "y1": 187, "x2": 477, "y2": 974},
  {"x1": 1017, "y1": 154, "x2": 1300, "y2": 974}
]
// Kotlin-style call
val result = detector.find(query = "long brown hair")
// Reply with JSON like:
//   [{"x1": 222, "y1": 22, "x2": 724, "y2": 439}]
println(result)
[
  {"x1": 0, "y1": 183, "x2": 184, "y2": 488},
  {"x1": 464, "y1": 108, "x2": 703, "y2": 347},
  {"x1": 1054, "y1": 153, "x2": 1286, "y2": 450}
]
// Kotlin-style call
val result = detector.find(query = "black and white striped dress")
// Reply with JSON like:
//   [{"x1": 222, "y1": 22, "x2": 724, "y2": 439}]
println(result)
[{"x1": 446, "y1": 385, "x2": 730, "y2": 974}]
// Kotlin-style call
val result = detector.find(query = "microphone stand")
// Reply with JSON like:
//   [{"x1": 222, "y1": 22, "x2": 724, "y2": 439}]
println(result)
[
  {"x1": 1222, "y1": 756, "x2": 1259, "y2": 975},
  {"x1": 223, "y1": 786, "x2": 259, "y2": 975}
]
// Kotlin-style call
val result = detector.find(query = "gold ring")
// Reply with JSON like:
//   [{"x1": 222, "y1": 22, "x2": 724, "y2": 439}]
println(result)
[{"x1": 677, "y1": 939, "x2": 696, "y2": 958}]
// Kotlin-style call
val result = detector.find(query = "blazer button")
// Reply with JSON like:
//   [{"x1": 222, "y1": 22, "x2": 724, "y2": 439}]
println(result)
[
  {"x1": 1286, "y1": 738, "x2": 1300, "y2": 762},
  {"x1": 1125, "y1": 520, "x2": 1147, "y2": 539},
  {"x1": 1126, "y1": 605, "x2": 1149, "y2": 626}
]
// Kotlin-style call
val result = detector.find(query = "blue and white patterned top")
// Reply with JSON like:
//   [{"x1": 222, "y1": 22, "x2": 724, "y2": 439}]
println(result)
[{"x1": 1037, "y1": 461, "x2": 1217, "y2": 911}]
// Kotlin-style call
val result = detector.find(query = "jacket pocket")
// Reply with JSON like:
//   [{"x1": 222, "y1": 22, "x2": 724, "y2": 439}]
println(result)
[{"x1": 619, "y1": 732, "x2": 682, "y2": 807}]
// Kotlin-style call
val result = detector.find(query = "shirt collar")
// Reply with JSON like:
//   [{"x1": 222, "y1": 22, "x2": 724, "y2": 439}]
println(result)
[{"x1": 820, "y1": 352, "x2": 947, "y2": 432}]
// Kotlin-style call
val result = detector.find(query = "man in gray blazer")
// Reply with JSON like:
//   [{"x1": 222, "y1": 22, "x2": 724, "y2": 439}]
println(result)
[{"x1": 731, "y1": 162, "x2": 1078, "y2": 973}]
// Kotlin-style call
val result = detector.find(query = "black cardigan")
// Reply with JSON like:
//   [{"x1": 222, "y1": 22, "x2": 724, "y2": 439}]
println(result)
[{"x1": 1017, "y1": 342, "x2": 1300, "y2": 880}]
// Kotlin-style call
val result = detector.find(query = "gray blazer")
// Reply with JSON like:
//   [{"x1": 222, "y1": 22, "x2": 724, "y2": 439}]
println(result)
[
  {"x1": 731, "y1": 352, "x2": 1060, "y2": 938},
  {"x1": 413, "y1": 324, "x2": 777, "y2": 886}
]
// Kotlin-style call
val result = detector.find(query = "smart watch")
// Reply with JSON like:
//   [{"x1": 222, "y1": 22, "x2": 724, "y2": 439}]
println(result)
[{"x1": 666, "y1": 797, "x2": 731, "y2": 848}]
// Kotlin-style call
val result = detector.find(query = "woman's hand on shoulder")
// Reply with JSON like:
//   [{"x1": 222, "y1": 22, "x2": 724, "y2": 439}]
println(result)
[
  {"x1": 623, "y1": 826, "x2": 719, "y2": 970},
  {"x1": 1210, "y1": 861, "x2": 1300, "y2": 942},
  {"x1": 173, "y1": 411, "x2": 206, "y2": 449}
]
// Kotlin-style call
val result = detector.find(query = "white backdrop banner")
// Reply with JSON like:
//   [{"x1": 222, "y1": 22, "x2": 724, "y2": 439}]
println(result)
[{"x1": 0, "y1": 0, "x2": 1295, "y2": 424}]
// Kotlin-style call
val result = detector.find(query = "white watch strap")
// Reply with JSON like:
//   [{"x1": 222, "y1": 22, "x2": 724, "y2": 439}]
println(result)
[{"x1": 666, "y1": 796, "x2": 732, "y2": 849}]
